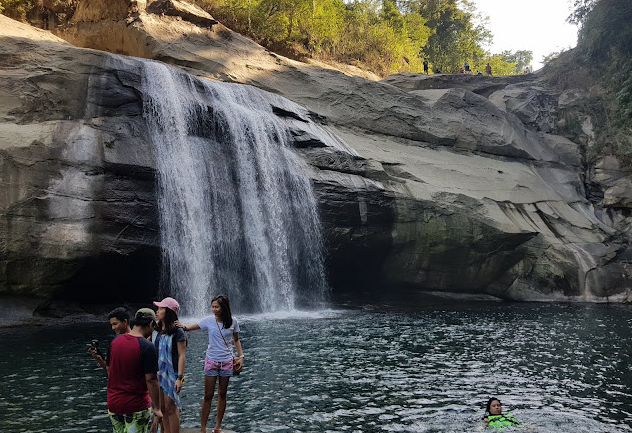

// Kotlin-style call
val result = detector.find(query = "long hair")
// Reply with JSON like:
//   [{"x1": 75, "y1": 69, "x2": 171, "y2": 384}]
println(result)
[
  {"x1": 158, "y1": 307, "x2": 178, "y2": 335},
  {"x1": 212, "y1": 294, "x2": 233, "y2": 329}
]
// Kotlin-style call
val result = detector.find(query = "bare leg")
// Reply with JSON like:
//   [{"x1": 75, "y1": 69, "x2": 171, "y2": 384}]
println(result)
[
  {"x1": 160, "y1": 388, "x2": 170, "y2": 433},
  {"x1": 201, "y1": 375, "x2": 217, "y2": 433},
  {"x1": 164, "y1": 394, "x2": 180, "y2": 433},
  {"x1": 214, "y1": 376, "x2": 230, "y2": 432}
]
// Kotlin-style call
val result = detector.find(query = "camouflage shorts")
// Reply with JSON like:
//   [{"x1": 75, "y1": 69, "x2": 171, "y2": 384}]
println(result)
[{"x1": 108, "y1": 408, "x2": 152, "y2": 433}]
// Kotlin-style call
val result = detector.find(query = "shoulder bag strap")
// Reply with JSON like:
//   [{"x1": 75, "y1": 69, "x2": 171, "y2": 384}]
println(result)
[{"x1": 215, "y1": 320, "x2": 231, "y2": 350}]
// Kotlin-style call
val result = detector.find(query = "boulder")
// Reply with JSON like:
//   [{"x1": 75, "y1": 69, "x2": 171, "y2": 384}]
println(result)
[{"x1": 146, "y1": 0, "x2": 218, "y2": 27}]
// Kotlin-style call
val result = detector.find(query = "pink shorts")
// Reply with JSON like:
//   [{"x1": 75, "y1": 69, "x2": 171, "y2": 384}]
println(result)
[{"x1": 204, "y1": 358, "x2": 234, "y2": 377}]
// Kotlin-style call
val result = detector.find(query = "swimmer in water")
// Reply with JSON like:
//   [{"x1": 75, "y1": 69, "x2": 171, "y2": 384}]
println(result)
[{"x1": 482, "y1": 397, "x2": 521, "y2": 428}]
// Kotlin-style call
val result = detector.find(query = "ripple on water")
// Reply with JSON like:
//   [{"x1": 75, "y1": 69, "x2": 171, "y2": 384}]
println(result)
[{"x1": 2, "y1": 304, "x2": 632, "y2": 432}]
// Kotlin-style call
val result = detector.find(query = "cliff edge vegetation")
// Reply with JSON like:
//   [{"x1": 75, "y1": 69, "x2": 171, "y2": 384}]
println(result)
[
  {"x1": 1, "y1": 0, "x2": 535, "y2": 77},
  {"x1": 546, "y1": 0, "x2": 632, "y2": 169}
]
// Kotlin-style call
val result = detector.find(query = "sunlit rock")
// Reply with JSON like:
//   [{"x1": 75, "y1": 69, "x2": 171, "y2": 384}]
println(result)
[{"x1": 1, "y1": 12, "x2": 631, "y2": 304}]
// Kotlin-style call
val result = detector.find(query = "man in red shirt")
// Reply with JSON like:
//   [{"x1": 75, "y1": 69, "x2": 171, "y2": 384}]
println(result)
[{"x1": 107, "y1": 308, "x2": 163, "y2": 432}]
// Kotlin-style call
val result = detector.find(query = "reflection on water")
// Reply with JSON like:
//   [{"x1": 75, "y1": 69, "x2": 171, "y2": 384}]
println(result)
[{"x1": 0, "y1": 303, "x2": 631, "y2": 432}]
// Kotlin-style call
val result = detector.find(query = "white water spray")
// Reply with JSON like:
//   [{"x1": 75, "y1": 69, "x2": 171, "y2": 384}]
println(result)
[{"x1": 141, "y1": 61, "x2": 327, "y2": 315}]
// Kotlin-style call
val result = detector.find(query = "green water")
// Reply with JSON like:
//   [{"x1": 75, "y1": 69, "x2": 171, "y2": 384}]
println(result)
[{"x1": 1, "y1": 302, "x2": 631, "y2": 432}]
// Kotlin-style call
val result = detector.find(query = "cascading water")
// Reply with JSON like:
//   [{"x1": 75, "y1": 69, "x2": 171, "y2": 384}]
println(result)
[{"x1": 141, "y1": 61, "x2": 328, "y2": 315}]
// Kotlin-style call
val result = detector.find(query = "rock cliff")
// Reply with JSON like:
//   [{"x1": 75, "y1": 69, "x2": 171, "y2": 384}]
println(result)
[{"x1": 1, "y1": 0, "x2": 631, "y2": 304}]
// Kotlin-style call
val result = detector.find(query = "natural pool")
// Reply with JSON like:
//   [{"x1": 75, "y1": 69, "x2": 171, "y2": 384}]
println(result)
[{"x1": 1, "y1": 302, "x2": 631, "y2": 432}]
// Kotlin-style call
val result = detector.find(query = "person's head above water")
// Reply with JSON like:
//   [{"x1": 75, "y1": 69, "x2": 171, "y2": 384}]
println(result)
[
  {"x1": 486, "y1": 397, "x2": 502, "y2": 415},
  {"x1": 483, "y1": 397, "x2": 521, "y2": 427}
]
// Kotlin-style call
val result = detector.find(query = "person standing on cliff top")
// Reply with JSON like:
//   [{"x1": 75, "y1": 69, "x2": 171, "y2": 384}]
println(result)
[
  {"x1": 107, "y1": 308, "x2": 163, "y2": 433},
  {"x1": 88, "y1": 307, "x2": 132, "y2": 373},
  {"x1": 423, "y1": 59, "x2": 429, "y2": 74}
]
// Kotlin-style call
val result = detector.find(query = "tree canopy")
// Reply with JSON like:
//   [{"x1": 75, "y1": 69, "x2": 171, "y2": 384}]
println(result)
[
  {"x1": 1, "y1": 0, "x2": 535, "y2": 78},
  {"x1": 191, "y1": 0, "x2": 526, "y2": 76},
  {"x1": 560, "y1": 0, "x2": 632, "y2": 167},
  {"x1": 567, "y1": 0, "x2": 598, "y2": 25},
  {"x1": 0, "y1": 0, "x2": 35, "y2": 21}
]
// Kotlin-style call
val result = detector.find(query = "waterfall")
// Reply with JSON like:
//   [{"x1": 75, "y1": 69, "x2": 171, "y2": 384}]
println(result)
[{"x1": 141, "y1": 61, "x2": 328, "y2": 315}]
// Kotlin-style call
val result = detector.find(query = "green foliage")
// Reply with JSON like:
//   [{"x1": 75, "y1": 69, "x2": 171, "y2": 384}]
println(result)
[
  {"x1": 567, "y1": 0, "x2": 598, "y2": 25},
  {"x1": 500, "y1": 49, "x2": 533, "y2": 73},
  {"x1": 577, "y1": 0, "x2": 632, "y2": 62},
  {"x1": 381, "y1": 0, "x2": 404, "y2": 31},
  {"x1": 558, "y1": 112, "x2": 584, "y2": 141},
  {"x1": 476, "y1": 54, "x2": 515, "y2": 76},
  {"x1": 577, "y1": 0, "x2": 632, "y2": 126},
  {"x1": 336, "y1": 1, "x2": 425, "y2": 75},
  {"x1": 193, "y1": 0, "x2": 531, "y2": 77},
  {"x1": 0, "y1": 0, "x2": 35, "y2": 21},
  {"x1": 541, "y1": 49, "x2": 566, "y2": 66},
  {"x1": 568, "y1": 0, "x2": 632, "y2": 167},
  {"x1": 415, "y1": 0, "x2": 491, "y2": 73}
]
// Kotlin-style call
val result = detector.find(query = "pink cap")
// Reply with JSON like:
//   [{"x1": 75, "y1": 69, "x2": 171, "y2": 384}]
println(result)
[{"x1": 153, "y1": 297, "x2": 180, "y2": 313}]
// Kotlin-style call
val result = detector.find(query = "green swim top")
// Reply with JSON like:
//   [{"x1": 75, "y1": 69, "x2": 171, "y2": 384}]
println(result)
[{"x1": 487, "y1": 414, "x2": 521, "y2": 428}]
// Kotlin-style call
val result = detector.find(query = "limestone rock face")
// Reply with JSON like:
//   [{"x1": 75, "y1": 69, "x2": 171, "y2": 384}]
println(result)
[
  {"x1": 2, "y1": 11, "x2": 632, "y2": 303},
  {"x1": 0, "y1": 19, "x2": 158, "y2": 299},
  {"x1": 71, "y1": 0, "x2": 134, "y2": 22}
]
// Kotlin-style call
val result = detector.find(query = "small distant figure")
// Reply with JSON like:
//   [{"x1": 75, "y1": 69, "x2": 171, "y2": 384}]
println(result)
[
  {"x1": 459, "y1": 67, "x2": 465, "y2": 74},
  {"x1": 476, "y1": 70, "x2": 483, "y2": 76},
  {"x1": 523, "y1": 66, "x2": 531, "y2": 74},
  {"x1": 423, "y1": 59, "x2": 429, "y2": 75},
  {"x1": 434, "y1": 68, "x2": 441, "y2": 74},
  {"x1": 464, "y1": 61, "x2": 470, "y2": 72},
  {"x1": 485, "y1": 63, "x2": 492, "y2": 76},
  {"x1": 482, "y1": 397, "x2": 521, "y2": 429}
]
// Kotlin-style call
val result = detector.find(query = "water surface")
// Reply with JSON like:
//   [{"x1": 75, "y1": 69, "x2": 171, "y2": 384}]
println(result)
[{"x1": 1, "y1": 302, "x2": 631, "y2": 432}]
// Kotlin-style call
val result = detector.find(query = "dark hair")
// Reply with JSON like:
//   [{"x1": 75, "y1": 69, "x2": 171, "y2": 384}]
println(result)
[
  {"x1": 158, "y1": 307, "x2": 178, "y2": 335},
  {"x1": 212, "y1": 294, "x2": 233, "y2": 329},
  {"x1": 108, "y1": 307, "x2": 130, "y2": 323},
  {"x1": 134, "y1": 317, "x2": 154, "y2": 327},
  {"x1": 484, "y1": 397, "x2": 501, "y2": 418}
]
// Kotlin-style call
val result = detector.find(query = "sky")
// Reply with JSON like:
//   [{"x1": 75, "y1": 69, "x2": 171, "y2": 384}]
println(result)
[{"x1": 471, "y1": 0, "x2": 579, "y2": 70}]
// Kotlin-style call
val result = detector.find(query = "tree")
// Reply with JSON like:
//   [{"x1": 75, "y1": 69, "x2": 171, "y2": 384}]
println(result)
[
  {"x1": 414, "y1": 0, "x2": 491, "y2": 73},
  {"x1": 541, "y1": 49, "x2": 565, "y2": 66},
  {"x1": 304, "y1": 0, "x2": 347, "y2": 55},
  {"x1": 0, "y1": 0, "x2": 35, "y2": 21},
  {"x1": 192, "y1": 0, "x2": 488, "y2": 76},
  {"x1": 476, "y1": 54, "x2": 515, "y2": 76},
  {"x1": 567, "y1": 0, "x2": 598, "y2": 26},
  {"x1": 381, "y1": 0, "x2": 404, "y2": 31},
  {"x1": 500, "y1": 49, "x2": 533, "y2": 73},
  {"x1": 576, "y1": 0, "x2": 632, "y2": 60}
]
